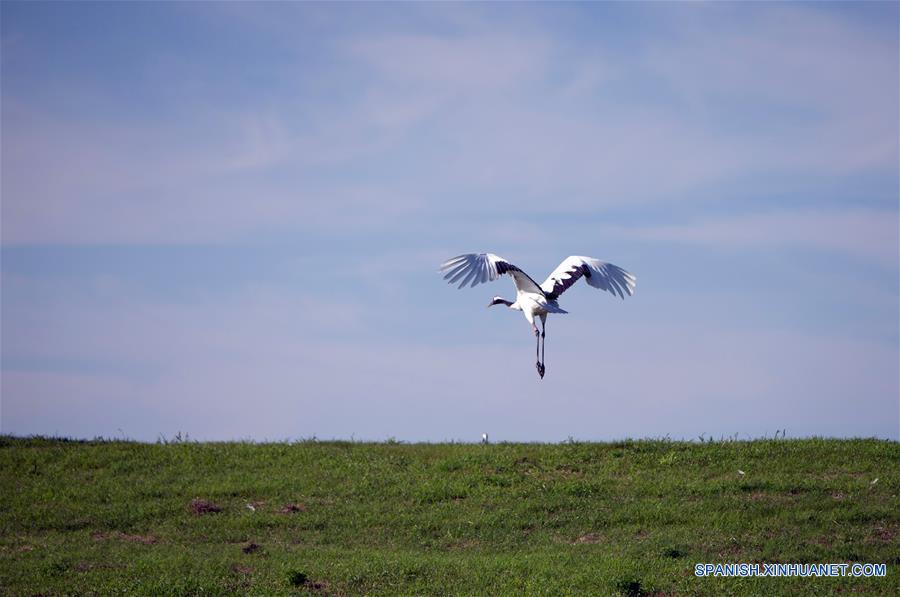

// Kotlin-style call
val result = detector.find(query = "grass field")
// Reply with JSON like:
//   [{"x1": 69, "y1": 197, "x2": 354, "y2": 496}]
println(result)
[{"x1": 0, "y1": 436, "x2": 897, "y2": 595}]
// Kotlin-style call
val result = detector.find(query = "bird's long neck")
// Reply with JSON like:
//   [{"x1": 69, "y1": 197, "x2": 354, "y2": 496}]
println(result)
[{"x1": 491, "y1": 297, "x2": 515, "y2": 308}]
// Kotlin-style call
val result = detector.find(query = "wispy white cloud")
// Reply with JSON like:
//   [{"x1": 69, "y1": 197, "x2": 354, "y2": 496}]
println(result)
[
  {"x1": 604, "y1": 209, "x2": 898, "y2": 267},
  {"x1": 1, "y1": 103, "x2": 425, "y2": 243},
  {"x1": 644, "y1": 14, "x2": 899, "y2": 175},
  {"x1": 349, "y1": 33, "x2": 551, "y2": 94},
  {"x1": 2, "y1": 3, "x2": 896, "y2": 245}
]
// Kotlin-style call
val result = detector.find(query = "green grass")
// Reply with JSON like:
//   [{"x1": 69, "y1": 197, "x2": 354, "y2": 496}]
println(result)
[{"x1": 1, "y1": 437, "x2": 897, "y2": 595}]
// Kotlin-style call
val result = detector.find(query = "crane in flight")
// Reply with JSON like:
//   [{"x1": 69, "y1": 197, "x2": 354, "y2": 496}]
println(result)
[{"x1": 439, "y1": 253, "x2": 636, "y2": 379}]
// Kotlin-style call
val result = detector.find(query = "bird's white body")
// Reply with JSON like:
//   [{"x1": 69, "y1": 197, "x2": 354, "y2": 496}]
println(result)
[
  {"x1": 440, "y1": 252, "x2": 635, "y2": 378},
  {"x1": 507, "y1": 290, "x2": 566, "y2": 332}
]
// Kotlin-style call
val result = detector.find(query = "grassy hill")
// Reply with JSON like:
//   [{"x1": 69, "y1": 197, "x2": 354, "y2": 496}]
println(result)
[{"x1": 0, "y1": 436, "x2": 896, "y2": 595}]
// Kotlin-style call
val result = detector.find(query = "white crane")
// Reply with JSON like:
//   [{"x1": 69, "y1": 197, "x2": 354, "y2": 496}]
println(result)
[{"x1": 439, "y1": 253, "x2": 636, "y2": 379}]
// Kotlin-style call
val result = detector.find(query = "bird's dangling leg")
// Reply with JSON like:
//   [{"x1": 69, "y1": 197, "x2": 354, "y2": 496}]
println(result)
[
  {"x1": 540, "y1": 315, "x2": 547, "y2": 379},
  {"x1": 534, "y1": 325, "x2": 543, "y2": 378}
]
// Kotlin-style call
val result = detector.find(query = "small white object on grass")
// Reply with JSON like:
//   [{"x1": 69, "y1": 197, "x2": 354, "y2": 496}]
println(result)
[
  {"x1": 871, "y1": 478, "x2": 879, "y2": 485},
  {"x1": 481, "y1": 433, "x2": 489, "y2": 444},
  {"x1": 737, "y1": 470, "x2": 746, "y2": 476},
  {"x1": 246, "y1": 503, "x2": 256, "y2": 511}
]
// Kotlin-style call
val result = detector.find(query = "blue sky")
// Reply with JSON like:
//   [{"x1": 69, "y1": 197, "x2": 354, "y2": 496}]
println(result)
[{"x1": 2, "y1": 2, "x2": 897, "y2": 442}]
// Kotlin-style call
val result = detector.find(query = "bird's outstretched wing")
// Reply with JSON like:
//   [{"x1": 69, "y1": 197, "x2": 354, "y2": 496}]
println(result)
[
  {"x1": 440, "y1": 253, "x2": 544, "y2": 294},
  {"x1": 540, "y1": 256, "x2": 636, "y2": 300}
]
